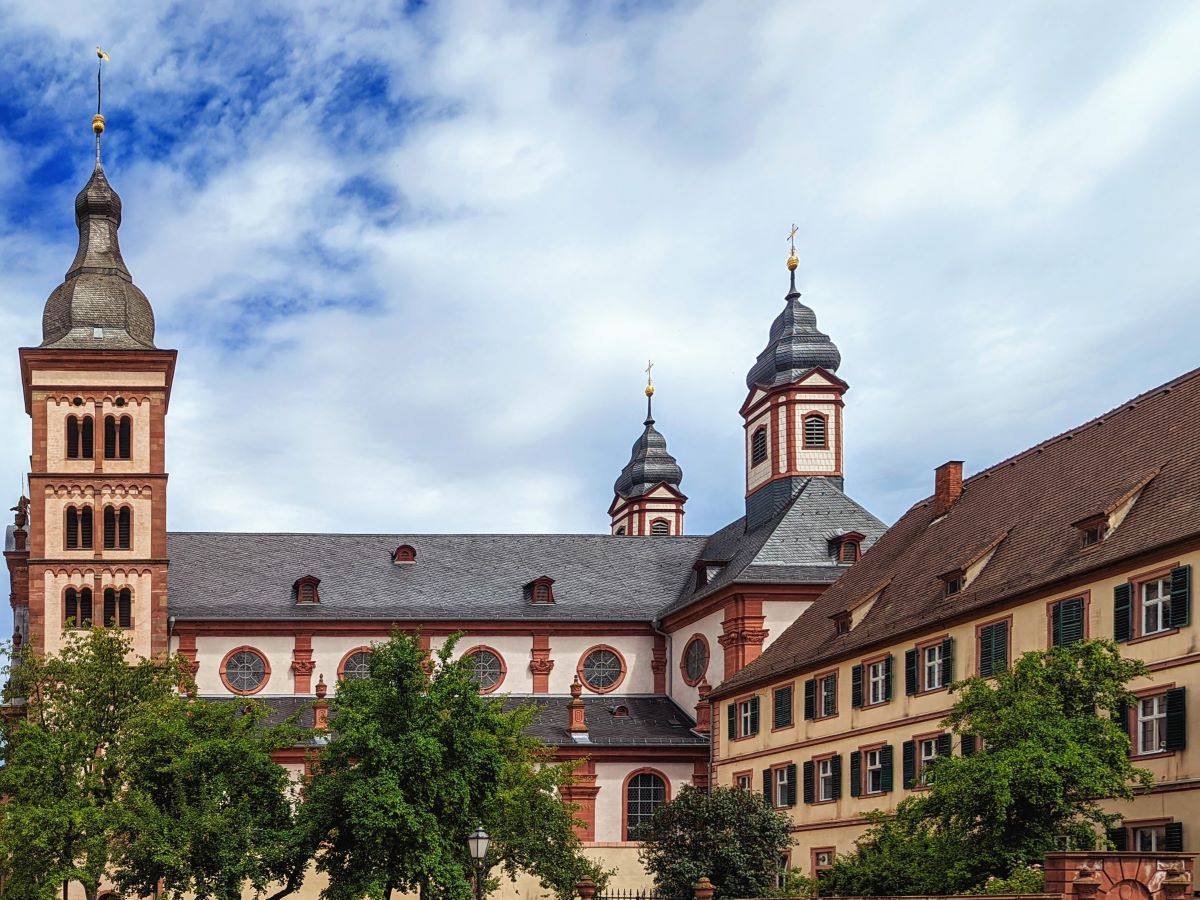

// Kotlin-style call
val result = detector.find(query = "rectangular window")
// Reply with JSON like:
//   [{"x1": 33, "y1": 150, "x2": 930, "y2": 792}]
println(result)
[
  {"x1": 1134, "y1": 825, "x2": 1166, "y2": 851},
  {"x1": 1051, "y1": 596, "x2": 1087, "y2": 647},
  {"x1": 812, "y1": 848, "x2": 835, "y2": 875},
  {"x1": 978, "y1": 620, "x2": 1009, "y2": 677},
  {"x1": 923, "y1": 644, "x2": 944, "y2": 691},
  {"x1": 817, "y1": 758, "x2": 835, "y2": 801},
  {"x1": 776, "y1": 853, "x2": 790, "y2": 890},
  {"x1": 865, "y1": 748, "x2": 884, "y2": 795},
  {"x1": 773, "y1": 686, "x2": 794, "y2": 729},
  {"x1": 919, "y1": 738, "x2": 938, "y2": 784},
  {"x1": 735, "y1": 773, "x2": 752, "y2": 792},
  {"x1": 868, "y1": 659, "x2": 887, "y2": 705},
  {"x1": 775, "y1": 767, "x2": 791, "y2": 807},
  {"x1": 817, "y1": 673, "x2": 837, "y2": 718},
  {"x1": 1142, "y1": 577, "x2": 1171, "y2": 636},
  {"x1": 1138, "y1": 695, "x2": 1168, "y2": 755}
]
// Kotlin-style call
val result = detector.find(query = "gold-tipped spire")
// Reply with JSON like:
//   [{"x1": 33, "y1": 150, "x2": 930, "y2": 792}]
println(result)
[
  {"x1": 644, "y1": 359, "x2": 655, "y2": 397},
  {"x1": 786, "y1": 223, "x2": 799, "y2": 272},
  {"x1": 93, "y1": 47, "x2": 110, "y2": 165}
]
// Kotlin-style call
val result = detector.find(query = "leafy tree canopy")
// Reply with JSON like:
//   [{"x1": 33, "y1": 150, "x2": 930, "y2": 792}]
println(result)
[
  {"x1": 301, "y1": 630, "x2": 605, "y2": 900},
  {"x1": 821, "y1": 640, "x2": 1152, "y2": 896},
  {"x1": 637, "y1": 784, "x2": 794, "y2": 899}
]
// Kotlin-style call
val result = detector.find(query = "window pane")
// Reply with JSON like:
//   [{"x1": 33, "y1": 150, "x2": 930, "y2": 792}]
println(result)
[
  {"x1": 684, "y1": 639, "x2": 708, "y2": 683},
  {"x1": 469, "y1": 650, "x2": 503, "y2": 690},
  {"x1": 626, "y1": 773, "x2": 666, "y2": 839},
  {"x1": 343, "y1": 651, "x2": 371, "y2": 680},
  {"x1": 225, "y1": 651, "x2": 266, "y2": 693},
  {"x1": 582, "y1": 649, "x2": 621, "y2": 689}
]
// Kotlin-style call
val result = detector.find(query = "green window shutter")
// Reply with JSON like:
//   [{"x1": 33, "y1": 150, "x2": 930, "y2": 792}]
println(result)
[
  {"x1": 830, "y1": 754, "x2": 842, "y2": 800},
  {"x1": 980, "y1": 623, "x2": 1008, "y2": 677},
  {"x1": 1108, "y1": 827, "x2": 1128, "y2": 851},
  {"x1": 1114, "y1": 583, "x2": 1133, "y2": 642},
  {"x1": 940, "y1": 637, "x2": 954, "y2": 685},
  {"x1": 849, "y1": 751, "x2": 861, "y2": 797},
  {"x1": 1051, "y1": 600, "x2": 1063, "y2": 647},
  {"x1": 880, "y1": 744, "x2": 894, "y2": 792},
  {"x1": 993, "y1": 621, "x2": 1009, "y2": 673},
  {"x1": 774, "y1": 686, "x2": 793, "y2": 729},
  {"x1": 936, "y1": 733, "x2": 951, "y2": 757},
  {"x1": 823, "y1": 674, "x2": 837, "y2": 717},
  {"x1": 727, "y1": 703, "x2": 736, "y2": 741},
  {"x1": 1165, "y1": 687, "x2": 1187, "y2": 751},
  {"x1": 1114, "y1": 700, "x2": 1130, "y2": 748},
  {"x1": 803, "y1": 678, "x2": 816, "y2": 720},
  {"x1": 902, "y1": 740, "x2": 916, "y2": 789},
  {"x1": 763, "y1": 768, "x2": 772, "y2": 801},
  {"x1": 785, "y1": 763, "x2": 798, "y2": 807},
  {"x1": 1164, "y1": 821, "x2": 1184, "y2": 853},
  {"x1": 1059, "y1": 597, "x2": 1085, "y2": 646},
  {"x1": 1169, "y1": 565, "x2": 1191, "y2": 629},
  {"x1": 905, "y1": 649, "x2": 918, "y2": 695},
  {"x1": 851, "y1": 664, "x2": 863, "y2": 708},
  {"x1": 883, "y1": 654, "x2": 894, "y2": 701},
  {"x1": 979, "y1": 624, "x2": 995, "y2": 677},
  {"x1": 749, "y1": 696, "x2": 760, "y2": 735},
  {"x1": 961, "y1": 734, "x2": 977, "y2": 757},
  {"x1": 802, "y1": 760, "x2": 815, "y2": 804}
]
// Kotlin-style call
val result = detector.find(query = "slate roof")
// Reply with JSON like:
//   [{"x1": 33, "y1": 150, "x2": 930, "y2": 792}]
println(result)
[
  {"x1": 659, "y1": 476, "x2": 886, "y2": 617},
  {"x1": 224, "y1": 693, "x2": 706, "y2": 748},
  {"x1": 746, "y1": 281, "x2": 841, "y2": 389},
  {"x1": 169, "y1": 532, "x2": 710, "y2": 621},
  {"x1": 713, "y1": 366, "x2": 1200, "y2": 699},
  {"x1": 613, "y1": 396, "x2": 684, "y2": 499}
]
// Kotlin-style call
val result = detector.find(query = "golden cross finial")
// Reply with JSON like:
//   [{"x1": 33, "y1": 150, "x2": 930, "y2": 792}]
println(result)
[
  {"x1": 644, "y1": 359, "x2": 655, "y2": 397},
  {"x1": 786, "y1": 223, "x2": 799, "y2": 273},
  {"x1": 93, "y1": 47, "x2": 111, "y2": 165}
]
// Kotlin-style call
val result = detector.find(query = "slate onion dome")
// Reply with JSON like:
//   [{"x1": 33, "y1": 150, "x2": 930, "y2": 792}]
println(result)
[
  {"x1": 40, "y1": 104, "x2": 157, "y2": 350},
  {"x1": 744, "y1": 249, "x2": 839, "y2": 389},
  {"x1": 612, "y1": 383, "x2": 684, "y2": 499}
]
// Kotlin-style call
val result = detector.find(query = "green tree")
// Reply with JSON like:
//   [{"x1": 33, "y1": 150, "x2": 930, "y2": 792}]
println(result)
[
  {"x1": 636, "y1": 784, "x2": 794, "y2": 899},
  {"x1": 107, "y1": 694, "x2": 310, "y2": 900},
  {"x1": 0, "y1": 629, "x2": 184, "y2": 900},
  {"x1": 301, "y1": 630, "x2": 602, "y2": 900},
  {"x1": 821, "y1": 640, "x2": 1152, "y2": 896}
]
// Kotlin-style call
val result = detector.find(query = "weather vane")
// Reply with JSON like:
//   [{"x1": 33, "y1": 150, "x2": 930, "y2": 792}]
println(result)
[{"x1": 94, "y1": 46, "x2": 110, "y2": 165}]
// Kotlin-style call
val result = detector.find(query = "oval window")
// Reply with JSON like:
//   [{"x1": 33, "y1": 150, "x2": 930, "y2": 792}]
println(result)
[{"x1": 683, "y1": 638, "x2": 708, "y2": 684}]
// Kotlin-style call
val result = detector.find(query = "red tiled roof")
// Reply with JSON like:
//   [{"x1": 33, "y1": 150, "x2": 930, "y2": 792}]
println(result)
[{"x1": 712, "y1": 366, "x2": 1200, "y2": 699}]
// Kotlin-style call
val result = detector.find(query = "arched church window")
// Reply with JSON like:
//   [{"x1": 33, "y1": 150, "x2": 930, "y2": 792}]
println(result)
[
  {"x1": 341, "y1": 650, "x2": 372, "y2": 680},
  {"x1": 650, "y1": 519, "x2": 670, "y2": 536},
  {"x1": 751, "y1": 426, "x2": 768, "y2": 466},
  {"x1": 682, "y1": 636, "x2": 709, "y2": 685},
  {"x1": 104, "y1": 415, "x2": 132, "y2": 459},
  {"x1": 103, "y1": 587, "x2": 132, "y2": 629},
  {"x1": 104, "y1": 506, "x2": 132, "y2": 549},
  {"x1": 222, "y1": 648, "x2": 269, "y2": 694},
  {"x1": 625, "y1": 771, "x2": 667, "y2": 840},
  {"x1": 803, "y1": 413, "x2": 827, "y2": 449},
  {"x1": 579, "y1": 646, "x2": 625, "y2": 693},
  {"x1": 65, "y1": 587, "x2": 93, "y2": 628},
  {"x1": 66, "y1": 415, "x2": 93, "y2": 459},
  {"x1": 465, "y1": 647, "x2": 505, "y2": 693}
]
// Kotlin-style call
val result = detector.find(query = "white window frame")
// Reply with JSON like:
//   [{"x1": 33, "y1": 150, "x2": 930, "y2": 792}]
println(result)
[
  {"x1": 1142, "y1": 577, "x2": 1171, "y2": 636},
  {"x1": 918, "y1": 737, "x2": 938, "y2": 785},
  {"x1": 868, "y1": 660, "x2": 887, "y2": 705},
  {"x1": 865, "y1": 748, "x2": 883, "y2": 795},
  {"x1": 775, "y1": 767, "x2": 790, "y2": 807},
  {"x1": 817, "y1": 758, "x2": 835, "y2": 801},
  {"x1": 818, "y1": 673, "x2": 837, "y2": 717},
  {"x1": 739, "y1": 700, "x2": 753, "y2": 737},
  {"x1": 923, "y1": 644, "x2": 943, "y2": 691},
  {"x1": 735, "y1": 773, "x2": 751, "y2": 792},
  {"x1": 1133, "y1": 825, "x2": 1166, "y2": 852},
  {"x1": 1138, "y1": 695, "x2": 1168, "y2": 755}
]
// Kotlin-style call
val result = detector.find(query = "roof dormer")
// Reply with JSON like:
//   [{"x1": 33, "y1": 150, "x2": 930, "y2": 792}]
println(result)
[
  {"x1": 294, "y1": 575, "x2": 321, "y2": 605},
  {"x1": 393, "y1": 544, "x2": 416, "y2": 565},
  {"x1": 526, "y1": 576, "x2": 555, "y2": 604},
  {"x1": 829, "y1": 530, "x2": 865, "y2": 564}
]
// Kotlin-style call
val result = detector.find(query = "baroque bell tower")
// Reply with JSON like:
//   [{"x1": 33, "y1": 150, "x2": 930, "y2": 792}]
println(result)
[
  {"x1": 8, "y1": 68, "x2": 175, "y2": 658},
  {"x1": 609, "y1": 365, "x2": 686, "y2": 536}
]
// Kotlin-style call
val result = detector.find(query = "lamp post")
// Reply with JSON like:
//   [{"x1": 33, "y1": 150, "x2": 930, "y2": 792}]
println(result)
[{"x1": 468, "y1": 826, "x2": 491, "y2": 900}]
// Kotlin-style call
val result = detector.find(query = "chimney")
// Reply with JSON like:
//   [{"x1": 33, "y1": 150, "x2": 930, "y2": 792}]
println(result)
[
  {"x1": 934, "y1": 461, "x2": 964, "y2": 516},
  {"x1": 569, "y1": 675, "x2": 588, "y2": 734}
]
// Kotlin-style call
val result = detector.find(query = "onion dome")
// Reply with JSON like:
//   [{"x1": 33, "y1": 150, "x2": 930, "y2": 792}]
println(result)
[
  {"x1": 613, "y1": 389, "x2": 684, "y2": 499},
  {"x1": 745, "y1": 264, "x2": 839, "y2": 390},
  {"x1": 40, "y1": 159, "x2": 156, "y2": 350}
]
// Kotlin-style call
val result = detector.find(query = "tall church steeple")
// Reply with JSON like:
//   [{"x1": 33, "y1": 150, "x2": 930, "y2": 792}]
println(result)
[
  {"x1": 741, "y1": 234, "x2": 848, "y2": 530},
  {"x1": 609, "y1": 365, "x2": 686, "y2": 536},
  {"x1": 8, "y1": 62, "x2": 176, "y2": 659}
]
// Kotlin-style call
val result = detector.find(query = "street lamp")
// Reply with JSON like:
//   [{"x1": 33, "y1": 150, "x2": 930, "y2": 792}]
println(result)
[{"x1": 468, "y1": 826, "x2": 491, "y2": 900}]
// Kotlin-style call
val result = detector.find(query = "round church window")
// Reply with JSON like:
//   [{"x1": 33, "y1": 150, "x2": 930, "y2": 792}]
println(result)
[
  {"x1": 467, "y1": 648, "x2": 505, "y2": 692},
  {"x1": 580, "y1": 646, "x2": 625, "y2": 693},
  {"x1": 682, "y1": 636, "x2": 709, "y2": 685},
  {"x1": 342, "y1": 650, "x2": 371, "y2": 680},
  {"x1": 223, "y1": 648, "x2": 268, "y2": 694}
]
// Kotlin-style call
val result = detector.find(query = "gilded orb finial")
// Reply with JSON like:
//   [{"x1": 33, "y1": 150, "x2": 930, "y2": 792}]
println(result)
[
  {"x1": 644, "y1": 359, "x2": 655, "y2": 397},
  {"x1": 786, "y1": 223, "x2": 799, "y2": 272}
]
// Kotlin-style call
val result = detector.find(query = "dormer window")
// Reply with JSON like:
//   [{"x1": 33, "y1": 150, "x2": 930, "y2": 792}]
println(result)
[
  {"x1": 1074, "y1": 515, "x2": 1108, "y2": 548},
  {"x1": 393, "y1": 544, "x2": 416, "y2": 564},
  {"x1": 829, "y1": 531, "x2": 865, "y2": 564},
  {"x1": 751, "y1": 426, "x2": 768, "y2": 466},
  {"x1": 611, "y1": 704, "x2": 630, "y2": 718},
  {"x1": 941, "y1": 570, "x2": 964, "y2": 596},
  {"x1": 833, "y1": 611, "x2": 851, "y2": 635},
  {"x1": 527, "y1": 576, "x2": 555, "y2": 604},
  {"x1": 294, "y1": 575, "x2": 321, "y2": 604}
]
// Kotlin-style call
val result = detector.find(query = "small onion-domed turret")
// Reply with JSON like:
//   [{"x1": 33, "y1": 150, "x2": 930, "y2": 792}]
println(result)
[
  {"x1": 745, "y1": 269, "x2": 840, "y2": 390},
  {"x1": 609, "y1": 382, "x2": 687, "y2": 536},
  {"x1": 613, "y1": 389, "x2": 684, "y2": 499}
]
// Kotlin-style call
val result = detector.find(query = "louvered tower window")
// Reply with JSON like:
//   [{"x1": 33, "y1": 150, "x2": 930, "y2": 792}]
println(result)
[
  {"x1": 104, "y1": 415, "x2": 132, "y2": 459},
  {"x1": 751, "y1": 427, "x2": 768, "y2": 466},
  {"x1": 67, "y1": 415, "x2": 95, "y2": 459},
  {"x1": 803, "y1": 414, "x2": 827, "y2": 448},
  {"x1": 650, "y1": 519, "x2": 670, "y2": 535},
  {"x1": 65, "y1": 587, "x2": 93, "y2": 628}
]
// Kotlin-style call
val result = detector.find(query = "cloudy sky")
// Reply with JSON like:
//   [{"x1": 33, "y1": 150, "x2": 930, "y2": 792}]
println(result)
[{"x1": 2, "y1": 1, "x2": 1199, "y2": 639}]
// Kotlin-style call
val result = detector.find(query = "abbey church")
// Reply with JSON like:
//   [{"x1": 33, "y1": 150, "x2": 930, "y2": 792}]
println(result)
[{"x1": 3, "y1": 116, "x2": 885, "y2": 885}]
